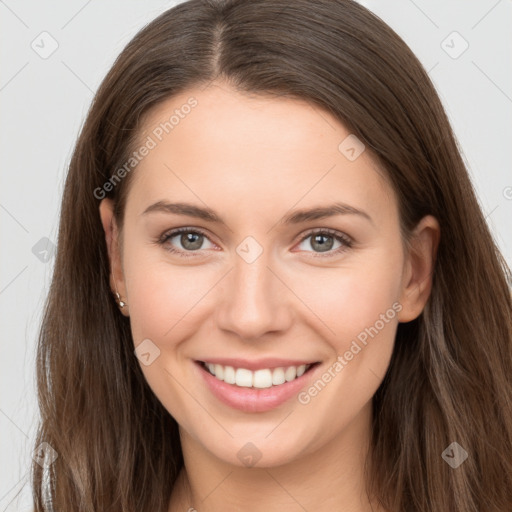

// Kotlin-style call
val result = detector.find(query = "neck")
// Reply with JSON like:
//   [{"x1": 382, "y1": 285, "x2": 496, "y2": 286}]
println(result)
[{"x1": 169, "y1": 402, "x2": 386, "y2": 512}]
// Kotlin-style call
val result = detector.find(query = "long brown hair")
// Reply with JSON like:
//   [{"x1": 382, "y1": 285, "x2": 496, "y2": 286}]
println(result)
[{"x1": 32, "y1": 1, "x2": 512, "y2": 510}]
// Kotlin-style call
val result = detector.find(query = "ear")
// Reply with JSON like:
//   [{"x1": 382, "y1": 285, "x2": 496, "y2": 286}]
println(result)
[
  {"x1": 397, "y1": 215, "x2": 440, "y2": 323},
  {"x1": 99, "y1": 198, "x2": 129, "y2": 316}
]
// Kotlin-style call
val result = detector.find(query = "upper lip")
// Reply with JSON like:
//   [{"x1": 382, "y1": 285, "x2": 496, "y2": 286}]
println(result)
[{"x1": 196, "y1": 358, "x2": 319, "y2": 371}]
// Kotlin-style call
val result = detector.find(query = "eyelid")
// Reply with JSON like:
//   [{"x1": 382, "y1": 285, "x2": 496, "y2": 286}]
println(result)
[
  {"x1": 158, "y1": 226, "x2": 214, "y2": 245},
  {"x1": 296, "y1": 227, "x2": 352, "y2": 244}
]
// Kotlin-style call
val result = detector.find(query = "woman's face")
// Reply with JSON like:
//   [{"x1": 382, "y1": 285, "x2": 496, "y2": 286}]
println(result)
[{"x1": 101, "y1": 82, "x2": 435, "y2": 468}]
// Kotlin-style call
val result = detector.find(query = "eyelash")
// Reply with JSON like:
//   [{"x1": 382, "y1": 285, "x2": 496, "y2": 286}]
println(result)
[{"x1": 156, "y1": 227, "x2": 353, "y2": 259}]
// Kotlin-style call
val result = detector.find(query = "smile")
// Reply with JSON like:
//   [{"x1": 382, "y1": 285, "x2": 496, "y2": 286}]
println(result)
[
  {"x1": 195, "y1": 359, "x2": 321, "y2": 413},
  {"x1": 201, "y1": 361, "x2": 312, "y2": 388}
]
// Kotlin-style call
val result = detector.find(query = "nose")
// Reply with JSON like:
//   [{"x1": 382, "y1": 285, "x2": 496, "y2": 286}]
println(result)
[{"x1": 215, "y1": 248, "x2": 293, "y2": 341}]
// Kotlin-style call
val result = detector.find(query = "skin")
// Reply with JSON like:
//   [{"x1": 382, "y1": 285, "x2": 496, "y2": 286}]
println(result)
[{"x1": 99, "y1": 81, "x2": 439, "y2": 512}]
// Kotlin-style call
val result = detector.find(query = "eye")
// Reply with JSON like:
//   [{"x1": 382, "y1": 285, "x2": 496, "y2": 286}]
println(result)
[
  {"x1": 295, "y1": 228, "x2": 352, "y2": 257},
  {"x1": 157, "y1": 227, "x2": 216, "y2": 257},
  {"x1": 156, "y1": 227, "x2": 353, "y2": 259}
]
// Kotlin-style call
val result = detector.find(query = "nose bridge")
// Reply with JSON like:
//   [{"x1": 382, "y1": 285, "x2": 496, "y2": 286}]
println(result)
[{"x1": 215, "y1": 239, "x2": 290, "y2": 340}]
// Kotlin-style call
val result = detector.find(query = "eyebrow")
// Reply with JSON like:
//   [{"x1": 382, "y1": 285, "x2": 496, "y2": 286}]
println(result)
[{"x1": 141, "y1": 200, "x2": 374, "y2": 227}]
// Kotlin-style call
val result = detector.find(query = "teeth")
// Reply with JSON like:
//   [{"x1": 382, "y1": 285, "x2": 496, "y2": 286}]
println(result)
[
  {"x1": 284, "y1": 366, "x2": 296, "y2": 381},
  {"x1": 214, "y1": 364, "x2": 224, "y2": 380},
  {"x1": 253, "y1": 369, "x2": 272, "y2": 388},
  {"x1": 272, "y1": 367, "x2": 285, "y2": 385},
  {"x1": 224, "y1": 365, "x2": 236, "y2": 384},
  {"x1": 204, "y1": 362, "x2": 312, "y2": 388},
  {"x1": 235, "y1": 368, "x2": 253, "y2": 387}
]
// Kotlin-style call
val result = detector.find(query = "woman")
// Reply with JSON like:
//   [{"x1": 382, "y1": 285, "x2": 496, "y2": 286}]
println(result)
[{"x1": 32, "y1": 0, "x2": 512, "y2": 511}]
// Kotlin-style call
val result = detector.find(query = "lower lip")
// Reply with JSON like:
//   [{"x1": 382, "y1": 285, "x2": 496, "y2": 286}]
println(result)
[{"x1": 195, "y1": 361, "x2": 320, "y2": 413}]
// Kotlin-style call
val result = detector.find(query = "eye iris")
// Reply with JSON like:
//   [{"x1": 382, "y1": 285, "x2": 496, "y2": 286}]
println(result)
[
  {"x1": 181, "y1": 232, "x2": 203, "y2": 250},
  {"x1": 311, "y1": 234, "x2": 334, "y2": 252}
]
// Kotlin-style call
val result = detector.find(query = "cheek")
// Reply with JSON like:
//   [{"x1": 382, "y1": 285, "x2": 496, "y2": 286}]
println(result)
[
  {"x1": 288, "y1": 249, "x2": 402, "y2": 411},
  {"x1": 122, "y1": 247, "x2": 215, "y2": 428},
  {"x1": 123, "y1": 248, "x2": 212, "y2": 343},
  {"x1": 291, "y1": 253, "x2": 403, "y2": 349},
  {"x1": 290, "y1": 273, "x2": 400, "y2": 449}
]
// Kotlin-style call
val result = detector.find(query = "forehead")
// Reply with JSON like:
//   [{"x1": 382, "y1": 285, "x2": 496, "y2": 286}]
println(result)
[{"x1": 126, "y1": 82, "x2": 396, "y2": 224}]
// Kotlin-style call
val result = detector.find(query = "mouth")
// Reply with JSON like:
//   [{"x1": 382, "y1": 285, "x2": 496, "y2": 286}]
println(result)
[
  {"x1": 197, "y1": 360, "x2": 319, "y2": 388},
  {"x1": 194, "y1": 359, "x2": 321, "y2": 413}
]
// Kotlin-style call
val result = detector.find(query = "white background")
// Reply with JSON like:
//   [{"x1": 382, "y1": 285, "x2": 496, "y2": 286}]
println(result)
[{"x1": 1, "y1": 0, "x2": 511, "y2": 509}]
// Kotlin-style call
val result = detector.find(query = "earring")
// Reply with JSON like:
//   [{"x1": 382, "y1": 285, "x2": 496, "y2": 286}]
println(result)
[
  {"x1": 113, "y1": 275, "x2": 127, "y2": 309},
  {"x1": 115, "y1": 292, "x2": 127, "y2": 308},
  {"x1": 109, "y1": 234, "x2": 127, "y2": 310}
]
